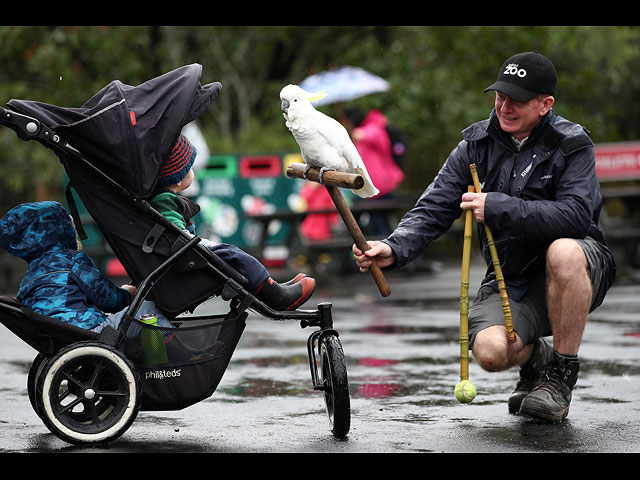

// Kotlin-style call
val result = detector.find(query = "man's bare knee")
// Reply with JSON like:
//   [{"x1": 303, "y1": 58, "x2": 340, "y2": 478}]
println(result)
[
  {"x1": 471, "y1": 327, "x2": 510, "y2": 372},
  {"x1": 547, "y1": 239, "x2": 589, "y2": 282}
]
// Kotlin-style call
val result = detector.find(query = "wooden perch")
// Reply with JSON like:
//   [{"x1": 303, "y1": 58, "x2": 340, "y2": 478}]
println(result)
[
  {"x1": 287, "y1": 163, "x2": 364, "y2": 189},
  {"x1": 286, "y1": 162, "x2": 391, "y2": 297}
]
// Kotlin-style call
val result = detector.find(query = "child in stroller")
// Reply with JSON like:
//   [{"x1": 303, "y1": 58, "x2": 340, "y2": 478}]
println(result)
[
  {"x1": 151, "y1": 133, "x2": 316, "y2": 312},
  {"x1": 0, "y1": 64, "x2": 351, "y2": 446}
]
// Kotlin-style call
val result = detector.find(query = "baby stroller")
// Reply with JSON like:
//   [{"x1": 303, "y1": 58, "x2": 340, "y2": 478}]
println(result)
[{"x1": 0, "y1": 64, "x2": 350, "y2": 446}]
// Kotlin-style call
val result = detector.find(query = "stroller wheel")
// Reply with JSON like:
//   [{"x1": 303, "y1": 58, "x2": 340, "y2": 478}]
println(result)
[
  {"x1": 35, "y1": 341, "x2": 141, "y2": 446},
  {"x1": 319, "y1": 334, "x2": 350, "y2": 438},
  {"x1": 27, "y1": 353, "x2": 48, "y2": 418}
]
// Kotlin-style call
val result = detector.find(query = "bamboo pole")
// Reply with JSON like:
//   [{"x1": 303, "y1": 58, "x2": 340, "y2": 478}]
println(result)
[
  {"x1": 459, "y1": 186, "x2": 474, "y2": 381},
  {"x1": 469, "y1": 164, "x2": 516, "y2": 344},
  {"x1": 286, "y1": 163, "x2": 391, "y2": 297}
]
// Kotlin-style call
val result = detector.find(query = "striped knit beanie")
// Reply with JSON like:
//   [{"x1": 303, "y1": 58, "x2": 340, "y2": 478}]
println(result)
[{"x1": 157, "y1": 134, "x2": 197, "y2": 187}]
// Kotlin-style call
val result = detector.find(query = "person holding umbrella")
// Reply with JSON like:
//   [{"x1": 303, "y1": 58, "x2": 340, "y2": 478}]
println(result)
[{"x1": 353, "y1": 51, "x2": 616, "y2": 423}]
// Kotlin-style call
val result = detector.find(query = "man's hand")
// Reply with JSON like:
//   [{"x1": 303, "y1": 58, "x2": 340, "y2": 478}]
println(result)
[
  {"x1": 352, "y1": 241, "x2": 396, "y2": 272},
  {"x1": 460, "y1": 191, "x2": 487, "y2": 223}
]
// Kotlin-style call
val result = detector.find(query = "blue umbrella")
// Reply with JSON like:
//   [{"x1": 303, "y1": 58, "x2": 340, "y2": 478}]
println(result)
[{"x1": 299, "y1": 66, "x2": 390, "y2": 107}]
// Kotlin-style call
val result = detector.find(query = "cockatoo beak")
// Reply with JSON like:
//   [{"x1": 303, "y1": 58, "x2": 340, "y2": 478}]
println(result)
[{"x1": 281, "y1": 99, "x2": 290, "y2": 115}]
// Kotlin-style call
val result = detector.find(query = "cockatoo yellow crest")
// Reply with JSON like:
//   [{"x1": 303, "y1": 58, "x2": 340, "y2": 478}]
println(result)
[
  {"x1": 304, "y1": 90, "x2": 327, "y2": 103},
  {"x1": 280, "y1": 84, "x2": 379, "y2": 198}
]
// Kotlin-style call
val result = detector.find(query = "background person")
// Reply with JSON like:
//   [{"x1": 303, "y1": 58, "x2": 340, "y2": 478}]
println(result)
[{"x1": 343, "y1": 107, "x2": 405, "y2": 237}]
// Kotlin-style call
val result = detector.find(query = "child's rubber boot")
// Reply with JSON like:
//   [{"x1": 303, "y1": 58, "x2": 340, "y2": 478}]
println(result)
[{"x1": 254, "y1": 276, "x2": 316, "y2": 311}]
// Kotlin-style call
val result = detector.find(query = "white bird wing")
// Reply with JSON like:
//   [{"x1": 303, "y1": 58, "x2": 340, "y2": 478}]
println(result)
[
  {"x1": 313, "y1": 113, "x2": 359, "y2": 169},
  {"x1": 314, "y1": 112, "x2": 380, "y2": 198}
]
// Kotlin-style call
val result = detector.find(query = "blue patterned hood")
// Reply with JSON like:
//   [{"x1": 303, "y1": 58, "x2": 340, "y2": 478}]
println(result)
[{"x1": 0, "y1": 201, "x2": 78, "y2": 263}]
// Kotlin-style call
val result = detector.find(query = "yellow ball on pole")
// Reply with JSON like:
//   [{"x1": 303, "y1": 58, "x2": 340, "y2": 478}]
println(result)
[{"x1": 455, "y1": 380, "x2": 477, "y2": 403}]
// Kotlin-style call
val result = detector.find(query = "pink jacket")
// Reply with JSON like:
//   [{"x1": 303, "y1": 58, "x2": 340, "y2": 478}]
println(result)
[{"x1": 353, "y1": 109, "x2": 404, "y2": 197}]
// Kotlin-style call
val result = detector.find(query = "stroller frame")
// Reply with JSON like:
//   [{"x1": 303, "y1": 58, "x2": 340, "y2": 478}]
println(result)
[{"x1": 0, "y1": 76, "x2": 351, "y2": 445}]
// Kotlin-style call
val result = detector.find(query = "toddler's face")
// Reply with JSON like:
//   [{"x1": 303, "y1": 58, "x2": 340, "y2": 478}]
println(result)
[{"x1": 173, "y1": 168, "x2": 195, "y2": 192}]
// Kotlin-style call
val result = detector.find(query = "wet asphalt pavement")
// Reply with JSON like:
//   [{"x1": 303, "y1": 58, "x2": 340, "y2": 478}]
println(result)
[{"x1": 1, "y1": 259, "x2": 639, "y2": 453}]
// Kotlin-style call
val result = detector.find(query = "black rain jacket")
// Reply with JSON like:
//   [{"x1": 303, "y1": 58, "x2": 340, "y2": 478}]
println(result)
[{"x1": 384, "y1": 109, "x2": 616, "y2": 300}]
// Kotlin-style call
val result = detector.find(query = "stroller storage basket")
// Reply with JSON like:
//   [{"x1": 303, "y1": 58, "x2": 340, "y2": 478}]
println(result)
[{"x1": 126, "y1": 312, "x2": 246, "y2": 411}]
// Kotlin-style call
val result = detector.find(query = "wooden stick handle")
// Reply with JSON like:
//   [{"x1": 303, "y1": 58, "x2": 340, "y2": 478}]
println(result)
[
  {"x1": 325, "y1": 185, "x2": 391, "y2": 297},
  {"x1": 460, "y1": 186, "x2": 474, "y2": 381},
  {"x1": 286, "y1": 163, "x2": 364, "y2": 190},
  {"x1": 469, "y1": 164, "x2": 516, "y2": 344}
]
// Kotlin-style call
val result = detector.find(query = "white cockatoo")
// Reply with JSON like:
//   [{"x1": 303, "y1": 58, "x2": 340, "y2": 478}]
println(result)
[{"x1": 280, "y1": 84, "x2": 379, "y2": 198}]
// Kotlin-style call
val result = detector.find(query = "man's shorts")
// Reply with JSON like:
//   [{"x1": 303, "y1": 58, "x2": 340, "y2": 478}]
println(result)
[{"x1": 468, "y1": 237, "x2": 615, "y2": 348}]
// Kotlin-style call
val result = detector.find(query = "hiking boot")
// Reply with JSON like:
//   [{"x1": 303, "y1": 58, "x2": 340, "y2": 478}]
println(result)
[
  {"x1": 519, "y1": 351, "x2": 580, "y2": 423},
  {"x1": 508, "y1": 337, "x2": 553, "y2": 413}
]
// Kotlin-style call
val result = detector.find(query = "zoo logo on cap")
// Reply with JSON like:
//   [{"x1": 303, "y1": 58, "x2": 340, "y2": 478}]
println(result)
[
  {"x1": 503, "y1": 63, "x2": 527, "y2": 78},
  {"x1": 483, "y1": 51, "x2": 557, "y2": 103}
]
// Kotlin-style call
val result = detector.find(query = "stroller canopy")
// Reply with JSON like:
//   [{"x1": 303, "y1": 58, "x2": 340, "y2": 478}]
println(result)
[{"x1": 7, "y1": 64, "x2": 221, "y2": 198}]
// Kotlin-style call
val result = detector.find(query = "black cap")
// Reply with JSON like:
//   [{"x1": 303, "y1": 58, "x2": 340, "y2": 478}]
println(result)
[{"x1": 483, "y1": 51, "x2": 557, "y2": 102}]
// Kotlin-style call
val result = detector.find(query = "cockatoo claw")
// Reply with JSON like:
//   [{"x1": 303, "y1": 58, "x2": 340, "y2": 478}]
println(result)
[{"x1": 318, "y1": 167, "x2": 336, "y2": 184}]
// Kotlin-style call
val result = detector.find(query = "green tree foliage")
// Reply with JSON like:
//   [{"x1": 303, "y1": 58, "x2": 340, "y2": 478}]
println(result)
[{"x1": 1, "y1": 25, "x2": 639, "y2": 211}]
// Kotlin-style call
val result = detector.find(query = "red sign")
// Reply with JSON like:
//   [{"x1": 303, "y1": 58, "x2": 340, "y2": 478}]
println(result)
[
  {"x1": 238, "y1": 155, "x2": 282, "y2": 178},
  {"x1": 595, "y1": 142, "x2": 640, "y2": 180}
]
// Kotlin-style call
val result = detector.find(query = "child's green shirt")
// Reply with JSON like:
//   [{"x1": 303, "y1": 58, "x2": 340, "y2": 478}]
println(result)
[{"x1": 149, "y1": 191, "x2": 187, "y2": 230}]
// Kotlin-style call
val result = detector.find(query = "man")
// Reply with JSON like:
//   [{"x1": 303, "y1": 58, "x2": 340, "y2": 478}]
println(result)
[{"x1": 353, "y1": 51, "x2": 616, "y2": 422}]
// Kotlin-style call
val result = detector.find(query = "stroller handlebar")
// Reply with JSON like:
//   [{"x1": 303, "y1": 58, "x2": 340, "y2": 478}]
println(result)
[
  {"x1": 0, "y1": 105, "x2": 44, "y2": 140},
  {"x1": 0, "y1": 105, "x2": 66, "y2": 153}
]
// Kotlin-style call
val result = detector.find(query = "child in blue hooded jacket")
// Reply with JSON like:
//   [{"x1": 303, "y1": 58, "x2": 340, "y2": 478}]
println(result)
[{"x1": 0, "y1": 201, "x2": 169, "y2": 332}]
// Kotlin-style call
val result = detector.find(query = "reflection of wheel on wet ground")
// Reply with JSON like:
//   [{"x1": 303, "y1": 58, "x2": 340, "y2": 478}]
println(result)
[
  {"x1": 319, "y1": 334, "x2": 350, "y2": 438},
  {"x1": 35, "y1": 341, "x2": 141, "y2": 445}
]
